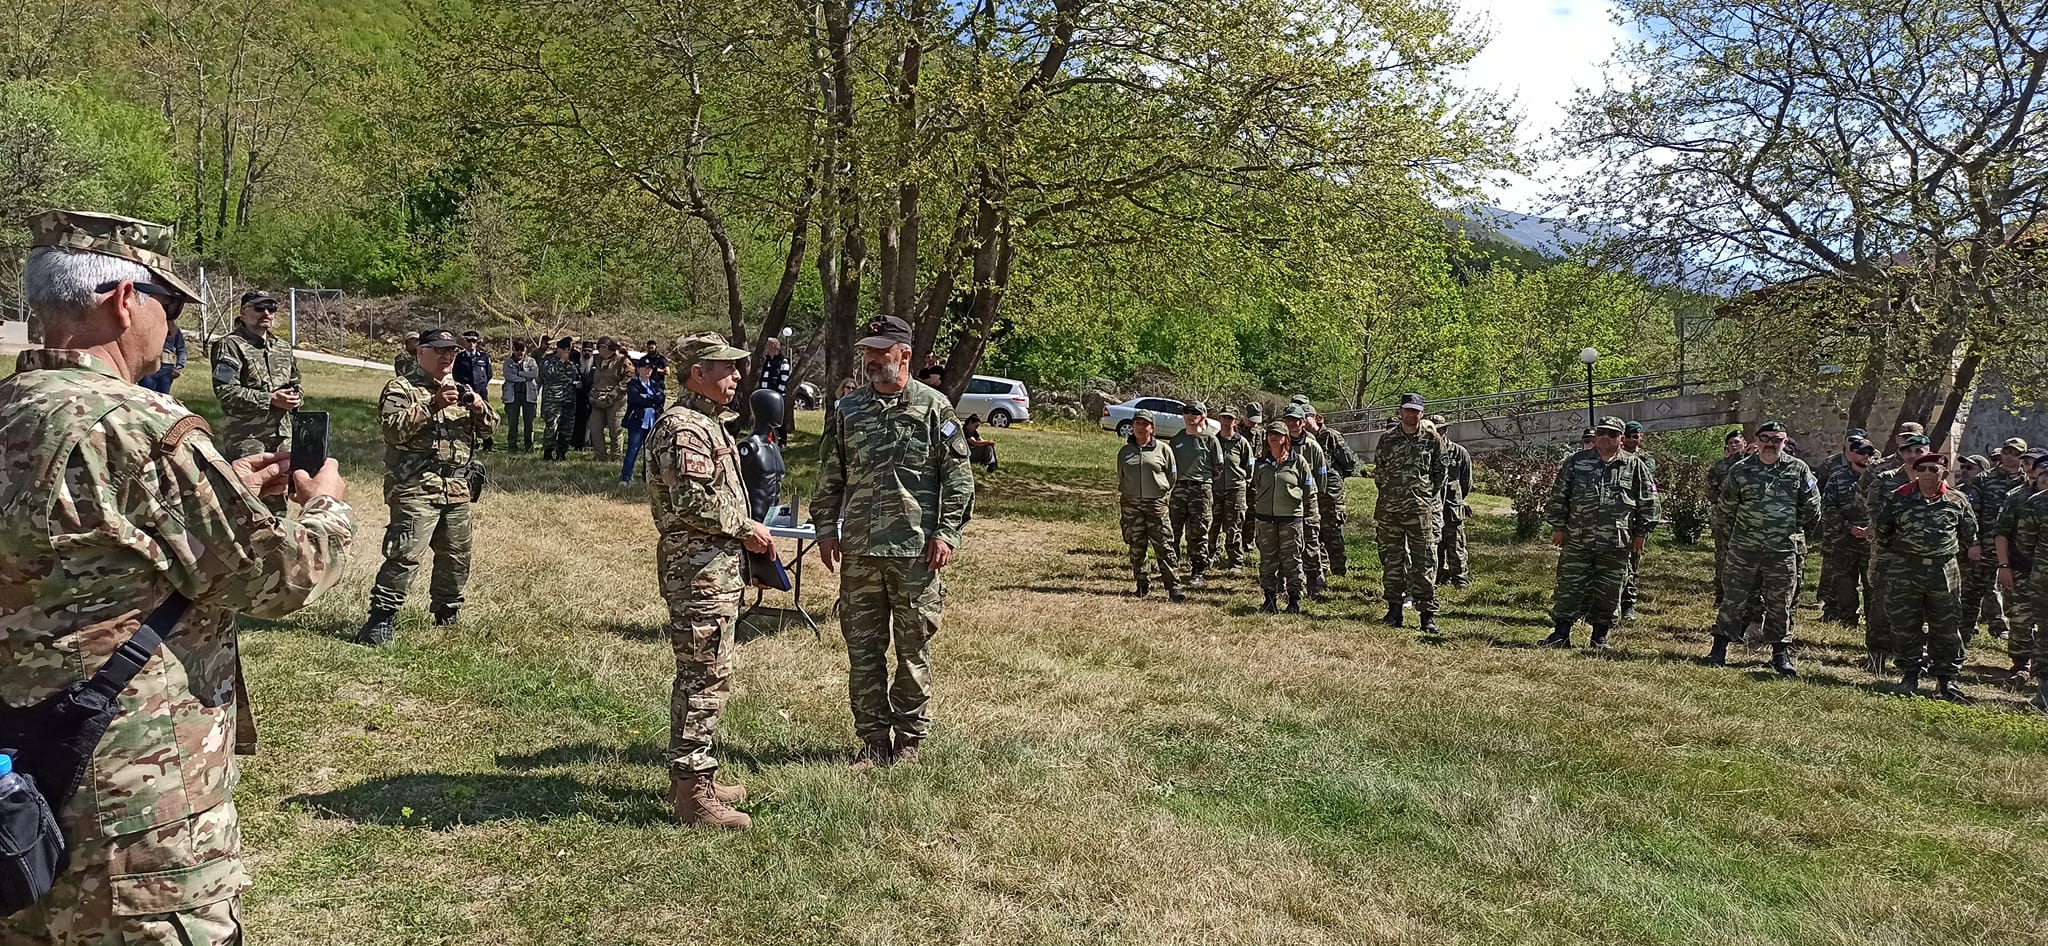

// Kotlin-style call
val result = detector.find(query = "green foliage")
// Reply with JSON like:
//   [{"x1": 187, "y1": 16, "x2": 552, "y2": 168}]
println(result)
[{"x1": 1476, "y1": 444, "x2": 1563, "y2": 542}]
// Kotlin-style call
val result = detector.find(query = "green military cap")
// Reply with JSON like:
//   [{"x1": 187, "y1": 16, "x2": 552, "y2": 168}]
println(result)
[
  {"x1": 1306, "y1": 405, "x2": 1322, "y2": 417},
  {"x1": 672, "y1": 331, "x2": 749, "y2": 364},
  {"x1": 1182, "y1": 400, "x2": 1208, "y2": 415},
  {"x1": 1132, "y1": 409, "x2": 1157, "y2": 423},
  {"x1": 27, "y1": 209, "x2": 201, "y2": 303},
  {"x1": 1594, "y1": 415, "x2": 1626, "y2": 433},
  {"x1": 1623, "y1": 420, "x2": 1645, "y2": 435},
  {"x1": 1963, "y1": 454, "x2": 1990, "y2": 470},
  {"x1": 1213, "y1": 407, "x2": 1236, "y2": 419},
  {"x1": 1756, "y1": 420, "x2": 1787, "y2": 434},
  {"x1": 1899, "y1": 434, "x2": 1932, "y2": 448},
  {"x1": 403, "y1": 330, "x2": 420, "y2": 342},
  {"x1": 1282, "y1": 403, "x2": 1310, "y2": 420},
  {"x1": 1264, "y1": 421, "x2": 1289, "y2": 436}
]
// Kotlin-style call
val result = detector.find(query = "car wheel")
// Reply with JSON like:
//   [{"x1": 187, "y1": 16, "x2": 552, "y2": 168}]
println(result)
[
  {"x1": 989, "y1": 409, "x2": 1012, "y2": 428},
  {"x1": 1116, "y1": 420, "x2": 1133, "y2": 438}
]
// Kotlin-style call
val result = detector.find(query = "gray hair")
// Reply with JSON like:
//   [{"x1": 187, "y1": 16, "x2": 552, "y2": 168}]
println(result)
[{"x1": 23, "y1": 247, "x2": 155, "y2": 325}]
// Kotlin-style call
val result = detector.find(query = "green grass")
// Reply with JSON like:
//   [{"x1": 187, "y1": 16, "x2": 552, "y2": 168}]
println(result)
[{"x1": 160, "y1": 363, "x2": 2048, "y2": 945}]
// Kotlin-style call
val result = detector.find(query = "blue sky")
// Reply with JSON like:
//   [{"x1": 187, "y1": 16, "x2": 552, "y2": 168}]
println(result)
[{"x1": 1454, "y1": 0, "x2": 1625, "y2": 213}]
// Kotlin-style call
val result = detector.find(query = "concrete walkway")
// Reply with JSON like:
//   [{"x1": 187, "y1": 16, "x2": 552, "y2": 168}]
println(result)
[{"x1": 2, "y1": 323, "x2": 497, "y2": 384}]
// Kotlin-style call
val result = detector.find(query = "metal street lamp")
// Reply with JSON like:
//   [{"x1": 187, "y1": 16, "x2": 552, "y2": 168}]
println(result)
[{"x1": 1579, "y1": 347, "x2": 1599, "y2": 429}]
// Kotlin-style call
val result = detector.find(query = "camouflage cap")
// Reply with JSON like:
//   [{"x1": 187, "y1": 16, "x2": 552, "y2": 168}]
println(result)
[
  {"x1": 1289, "y1": 394, "x2": 1312, "y2": 405},
  {"x1": 1623, "y1": 420, "x2": 1645, "y2": 435},
  {"x1": 1264, "y1": 421, "x2": 1289, "y2": 436},
  {"x1": 1594, "y1": 415, "x2": 1626, "y2": 433},
  {"x1": 403, "y1": 330, "x2": 420, "y2": 342},
  {"x1": 672, "y1": 331, "x2": 749, "y2": 364},
  {"x1": 1962, "y1": 454, "x2": 1990, "y2": 470},
  {"x1": 1427, "y1": 414, "x2": 1447, "y2": 426},
  {"x1": 1132, "y1": 409, "x2": 1157, "y2": 424},
  {"x1": 2004, "y1": 437, "x2": 2030, "y2": 453},
  {"x1": 1282, "y1": 403, "x2": 1310, "y2": 420},
  {"x1": 27, "y1": 209, "x2": 201, "y2": 303},
  {"x1": 1897, "y1": 422, "x2": 1925, "y2": 435},
  {"x1": 1213, "y1": 407, "x2": 1236, "y2": 419},
  {"x1": 1182, "y1": 400, "x2": 1208, "y2": 415}
]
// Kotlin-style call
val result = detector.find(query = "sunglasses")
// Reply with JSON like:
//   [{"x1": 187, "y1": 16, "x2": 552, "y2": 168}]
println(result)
[
  {"x1": 1759, "y1": 435, "x2": 1787, "y2": 445},
  {"x1": 248, "y1": 303, "x2": 279, "y2": 313},
  {"x1": 97, "y1": 279, "x2": 185, "y2": 320}
]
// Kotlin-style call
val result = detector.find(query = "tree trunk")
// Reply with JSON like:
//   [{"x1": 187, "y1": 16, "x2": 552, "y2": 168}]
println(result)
[
  {"x1": 1843, "y1": 294, "x2": 1894, "y2": 434},
  {"x1": 1929, "y1": 348, "x2": 1981, "y2": 452},
  {"x1": 939, "y1": 208, "x2": 1014, "y2": 399}
]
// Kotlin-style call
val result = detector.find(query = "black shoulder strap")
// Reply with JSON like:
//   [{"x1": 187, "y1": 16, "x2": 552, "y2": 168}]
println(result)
[{"x1": 82, "y1": 593, "x2": 189, "y2": 701}]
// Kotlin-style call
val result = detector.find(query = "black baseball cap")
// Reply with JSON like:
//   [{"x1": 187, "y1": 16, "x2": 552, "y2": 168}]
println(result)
[
  {"x1": 240, "y1": 290, "x2": 276, "y2": 307},
  {"x1": 856, "y1": 315, "x2": 914, "y2": 349},
  {"x1": 419, "y1": 328, "x2": 461, "y2": 349}
]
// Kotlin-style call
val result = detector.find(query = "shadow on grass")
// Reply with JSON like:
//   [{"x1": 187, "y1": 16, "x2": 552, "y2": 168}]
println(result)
[
  {"x1": 287, "y1": 773, "x2": 668, "y2": 827},
  {"x1": 498, "y1": 743, "x2": 667, "y2": 769}
]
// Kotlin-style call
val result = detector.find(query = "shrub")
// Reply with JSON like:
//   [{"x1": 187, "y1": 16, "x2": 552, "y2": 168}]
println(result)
[
  {"x1": 1652, "y1": 450, "x2": 1713, "y2": 545},
  {"x1": 1477, "y1": 444, "x2": 1562, "y2": 542}
]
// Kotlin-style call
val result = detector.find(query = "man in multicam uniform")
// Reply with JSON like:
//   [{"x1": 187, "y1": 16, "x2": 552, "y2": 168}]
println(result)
[
  {"x1": 1706, "y1": 421, "x2": 1818, "y2": 675},
  {"x1": 1541, "y1": 416, "x2": 1656, "y2": 650},
  {"x1": 813, "y1": 315, "x2": 974, "y2": 772},
  {"x1": 646, "y1": 332, "x2": 777, "y2": 830},
  {"x1": 2, "y1": 210, "x2": 355, "y2": 946},
  {"x1": 1209, "y1": 409, "x2": 1255, "y2": 573},
  {"x1": 1874, "y1": 452, "x2": 1980, "y2": 700},
  {"x1": 357, "y1": 328, "x2": 497, "y2": 644},
  {"x1": 1374, "y1": 393, "x2": 1446, "y2": 635}
]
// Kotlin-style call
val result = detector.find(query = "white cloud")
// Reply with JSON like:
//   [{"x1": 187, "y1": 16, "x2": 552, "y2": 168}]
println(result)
[{"x1": 1453, "y1": 0, "x2": 1626, "y2": 213}]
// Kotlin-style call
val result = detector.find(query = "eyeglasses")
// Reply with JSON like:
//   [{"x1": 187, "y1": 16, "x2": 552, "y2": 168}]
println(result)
[
  {"x1": 96, "y1": 280, "x2": 185, "y2": 320},
  {"x1": 1759, "y1": 435, "x2": 1787, "y2": 445}
]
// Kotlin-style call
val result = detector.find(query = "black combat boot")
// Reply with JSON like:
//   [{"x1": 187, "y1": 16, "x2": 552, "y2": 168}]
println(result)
[
  {"x1": 1895, "y1": 668, "x2": 1922, "y2": 696},
  {"x1": 1418, "y1": 611, "x2": 1441, "y2": 636},
  {"x1": 1770, "y1": 642, "x2": 1797, "y2": 677},
  {"x1": 1284, "y1": 591, "x2": 1301, "y2": 614},
  {"x1": 2009, "y1": 656, "x2": 2033, "y2": 687},
  {"x1": 1168, "y1": 586, "x2": 1187, "y2": 603},
  {"x1": 1540, "y1": 618, "x2": 1572, "y2": 648},
  {"x1": 357, "y1": 609, "x2": 396, "y2": 646},
  {"x1": 1933, "y1": 677, "x2": 1973, "y2": 703},
  {"x1": 1135, "y1": 575, "x2": 1150, "y2": 598},
  {"x1": 1587, "y1": 625, "x2": 1612, "y2": 650},
  {"x1": 1260, "y1": 589, "x2": 1278, "y2": 613},
  {"x1": 2032, "y1": 678, "x2": 2048, "y2": 714},
  {"x1": 432, "y1": 605, "x2": 461, "y2": 627},
  {"x1": 1705, "y1": 636, "x2": 1728, "y2": 666},
  {"x1": 1382, "y1": 604, "x2": 1404, "y2": 628}
]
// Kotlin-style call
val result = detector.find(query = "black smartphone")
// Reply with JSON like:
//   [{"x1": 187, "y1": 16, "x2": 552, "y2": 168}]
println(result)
[{"x1": 291, "y1": 411, "x2": 330, "y2": 476}]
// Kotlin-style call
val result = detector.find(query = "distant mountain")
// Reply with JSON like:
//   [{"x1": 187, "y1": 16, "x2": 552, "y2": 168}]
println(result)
[{"x1": 1462, "y1": 207, "x2": 1595, "y2": 260}]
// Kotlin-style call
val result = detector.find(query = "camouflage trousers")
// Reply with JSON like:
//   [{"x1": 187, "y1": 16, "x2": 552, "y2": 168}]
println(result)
[
  {"x1": 1255, "y1": 517, "x2": 1305, "y2": 596},
  {"x1": 839, "y1": 555, "x2": 942, "y2": 744},
  {"x1": 1958, "y1": 553, "x2": 2007, "y2": 640},
  {"x1": 1208, "y1": 486, "x2": 1247, "y2": 569},
  {"x1": 1885, "y1": 555, "x2": 1964, "y2": 677},
  {"x1": 1240, "y1": 498, "x2": 1256, "y2": 565},
  {"x1": 1866, "y1": 551, "x2": 1895, "y2": 653},
  {"x1": 1121, "y1": 497, "x2": 1180, "y2": 589},
  {"x1": 1436, "y1": 505, "x2": 1468, "y2": 585},
  {"x1": 1375, "y1": 506, "x2": 1440, "y2": 612},
  {"x1": 1, "y1": 802, "x2": 246, "y2": 946},
  {"x1": 1715, "y1": 544, "x2": 1799, "y2": 644},
  {"x1": 1551, "y1": 542, "x2": 1629, "y2": 629},
  {"x1": 1621, "y1": 546, "x2": 1644, "y2": 613},
  {"x1": 369, "y1": 494, "x2": 474, "y2": 613},
  {"x1": 541, "y1": 399, "x2": 575, "y2": 455},
  {"x1": 2009, "y1": 570, "x2": 2041, "y2": 668},
  {"x1": 1819, "y1": 539, "x2": 1870, "y2": 623},
  {"x1": 1710, "y1": 526, "x2": 1728, "y2": 610},
  {"x1": 665, "y1": 589, "x2": 740, "y2": 775},
  {"x1": 1168, "y1": 482, "x2": 1215, "y2": 576},
  {"x1": 1318, "y1": 492, "x2": 1347, "y2": 575},
  {"x1": 588, "y1": 400, "x2": 627, "y2": 461}
]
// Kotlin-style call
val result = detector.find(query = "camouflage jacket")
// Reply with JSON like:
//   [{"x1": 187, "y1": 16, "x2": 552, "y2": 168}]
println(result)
[
  {"x1": 210, "y1": 323, "x2": 301, "y2": 454},
  {"x1": 1118, "y1": 438, "x2": 1176, "y2": 500},
  {"x1": 393, "y1": 351, "x2": 412, "y2": 375},
  {"x1": 1440, "y1": 439, "x2": 1474, "y2": 517},
  {"x1": 1374, "y1": 426, "x2": 1446, "y2": 516},
  {"x1": 1818, "y1": 461, "x2": 1869, "y2": 548},
  {"x1": 379, "y1": 368, "x2": 499, "y2": 504},
  {"x1": 1624, "y1": 448, "x2": 1662, "y2": 522},
  {"x1": 2000, "y1": 488, "x2": 2048, "y2": 574},
  {"x1": 1965, "y1": 468, "x2": 2028, "y2": 549},
  {"x1": 1316, "y1": 427, "x2": 1358, "y2": 481},
  {"x1": 0, "y1": 350, "x2": 354, "y2": 860},
  {"x1": 648, "y1": 390, "x2": 753, "y2": 597},
  {"x1": 1812, "y1": 451, "x2": 1847, "y2": 487},
  {"x1": 1856, "y1": 465, "x2": 1911, "y2": 548},
  {"x1": 1874, "y1": 482, "x2": 1976, "y2": 558},
  {"x1": 589, "y1": 353, "x2": 634, "y2": 409},
  {"x1": 1544, "y1": 448, "x2": 1656, "y2": 548},
  {"x1": 538, "y1": 354, "x2": 585, "y2": 408},
  {"x1": 1705, "y1": 453, "x2": 1745, "y2": 533},
  {"x1": 813, "y1": 379, "x2": 975, "y2": 556},
  {"x1": 1168, "y1": 429, "x2": 1223, "y2": 486},
  {"x1": 1717, "y1": 455, "x2": 1820, "y2": 554},
  {"x1": 1215, "y1": 433, "x2": 1255, "y2": 491},
  {"x1": 1289, "y1": 433, "x2": 1329, "y2": 498},
  {"x1": 1253, "y1": 449, "x2": 1316, "y2": 518}
]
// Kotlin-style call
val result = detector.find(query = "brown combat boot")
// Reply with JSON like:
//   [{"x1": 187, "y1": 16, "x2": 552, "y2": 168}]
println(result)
[
  {"x1": 848, "y1": 736, "x2": 894, "y2": 774},
  {"x1": 669, "y1": 772, "x2": 752, "y2": 830},
  {"x1": 893, "y1": 733, "x2": 923, "y2": 765},
  {"x1": 709, "y1": 773, "x2": 747, "y2": 805}
]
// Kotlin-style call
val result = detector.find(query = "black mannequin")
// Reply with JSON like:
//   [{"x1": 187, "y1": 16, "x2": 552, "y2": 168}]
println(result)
[{"x1": 738, "y1": 388, "x2": 786, "y2": 522}]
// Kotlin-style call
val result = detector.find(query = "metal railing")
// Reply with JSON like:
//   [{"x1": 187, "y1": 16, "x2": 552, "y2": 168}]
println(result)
[{"x1": 1325, "y1": 371, "x2": 1735, "y2": 432}]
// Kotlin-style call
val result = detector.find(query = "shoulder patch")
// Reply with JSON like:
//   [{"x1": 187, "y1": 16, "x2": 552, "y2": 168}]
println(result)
[
  {"x1": 156, "y1": 414, "x2": 213, "y2": 456},
  {"x1": 941, "y1": 420, "x2": 959, "y2": 439},
  {"x1": 212, "y1": 361, "x2": 239, "y2": 384}
]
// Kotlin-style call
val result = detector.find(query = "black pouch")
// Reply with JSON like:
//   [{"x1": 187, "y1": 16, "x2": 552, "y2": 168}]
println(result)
[
  {"x1": 468, "y1": 466, "x2": 488, "y2": 503},
  {"x1": 0, "y1": 594, "x2": 184, "y2": 915}
]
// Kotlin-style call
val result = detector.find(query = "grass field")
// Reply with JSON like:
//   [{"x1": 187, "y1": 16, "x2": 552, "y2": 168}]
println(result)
[{"x1": 163, "y1": 362, "x2": 2048, "y2": 946}]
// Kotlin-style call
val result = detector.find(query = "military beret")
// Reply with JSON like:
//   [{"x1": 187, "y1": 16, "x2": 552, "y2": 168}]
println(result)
[
  {"x1": 1900, "y1": 434, "x2": 1932, "y2": 448},
  {"x1": 1398, "y1": 393, "x2": 1425, "y2": 411},
  {"x1": 1282, "y1": 404, "x2": 1310, "y2": 420},
  {"x1": 1724, "y1": 429, "x2": 1745, "y2": 443},
  {"x1": 1264, "y1": 421, "x2": 1289, "y2": 436},
  {"x1": 1182, "y1": 400, "x2": 1208, "y2": 415},
  {"x1": 672, "y1": 331, "x2": 749, "y2": 364},
  {"x1": 1756, "y1": 420, "x2": 1787, "y2": 434},
  {"x1": 1132, "y1": 409, "x2": 1157, "y2": 423},
  {"x1": 27, "y1": 209, "x2": 202, "y2": 303},
  {"x1": 2004, "y1": 437, "x2": 2030, "y2": 453},
  {"x1": 1912, "y1": 452, "x2": 1946, "y2": 467},
  {"x1": 418, "y1": 328, "x2": 460, "y2": 348},
  {"x1": 1595, "y1": 416, "x2": 1626, "y2": 433},
  {"x1": 1623, "y1": 420, "x2": 1645, "y2": 435},
  {"x1": 556, "y1": 337, "x2": 574, "y2": 349}
]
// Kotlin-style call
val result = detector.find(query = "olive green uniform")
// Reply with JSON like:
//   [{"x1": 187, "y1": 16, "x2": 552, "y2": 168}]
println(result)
[
  {"x1": 1118, "y1": 438, "x2": 1179, "y2": 590},
  {"x1": 1253, "y1": 449, "x2": 1316, "y2": 599},
  {"x1": 1210, "y1": 432, "x2": 1255, "y2": 569},
  {"x1": 1168, "y1": 428, "x2": 1224, "y2": 577}
]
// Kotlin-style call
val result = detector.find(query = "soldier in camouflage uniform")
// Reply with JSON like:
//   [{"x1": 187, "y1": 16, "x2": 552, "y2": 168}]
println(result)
[
  {"x1": 1618, "y1": 420, "x2": 1659, "y2": 621},
  {"x1": 1240, "y1": 402, "x2": 1265, "y2": 558},
  {"x1": 1282, "y1": 404, "x2": 1329, "y2": 595},
  {"x1": 1308, "y1": 407, "x2": 1358, "y2": 578},
  {"x1": 1167, "y1": 402, "x2": 1223, "y2": 585},
  {"x1": 1873, "y1": 453, "x2": 1979, "y2": 699},
  {"x1": 394, "y1": 331, "x2": 419, "y2": 375},
  {"x1": 1818, "y1": 438, "x2": 1878, "y2": 627},
  {"x1": 1374, "y1": 394, "x2": 1447, "y2": 634},
  {"x1": 1541, "y1": 416, "x2": 1656, "y2": 649},
  {"x1": 3, "y1": 210, "x2": 356, "y2": 946},
  {"x1": 1706, "y1": 421, "x2": 1818, "y2": 675},
  {"x1": 1253, "y1": 421, "x2": 1315, "y2": 613},
  {"x1": 1808, "y1": 428, "x2": 1860, "y2": 616},
  {"x1": 1995, "y1": 454, "x2": 2048, "y2": 709},
  {"x1": 537, "y1": 338, "x2": 585, "y2": 461},
  {"x1": 1209, "y1": 409, "x2": 1255, "y2": 572},
  {"x1": 210, "y1": 290, "x2": 301, "y2": 460},
  {"x1": 1705, "y1": 429, "x2": 1748, "y2": 615},
  {"x1": 1118, "y1": 410, "x2": 1183, "y2": 600},
  {"x1": 1856, "y1": 430, "x2": 1931, "y2": 673},
  {"x1": 813, "y1": 316, "x2": 974, "y2": 771},
  {"x1": 1961, "y1": 441, "x2": 2029, "y2": 644},
  {"x1": 358, "y1": 328, "x2": 498, "y2": 644},
  {"x1": 1430, "y1": 414, "x2": 1475, "y2": 589},
  {"x1": 586, "y1": 338, "x2": 634, "y2": 463},
  {"x1": 647, "y1": 333, "x2": 775, "y2": 830}
]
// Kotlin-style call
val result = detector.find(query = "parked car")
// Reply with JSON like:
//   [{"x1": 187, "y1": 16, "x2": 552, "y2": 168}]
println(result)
[
  {"x1": 1100, "y1": 396, "x2": 1223, "y2": 438},
  {"x1": 956, "y1": 375, "x2": 1031, "y2": 427}
]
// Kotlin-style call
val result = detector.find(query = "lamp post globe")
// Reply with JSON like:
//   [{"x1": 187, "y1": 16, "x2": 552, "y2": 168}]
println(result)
[{"x1": 1580, "y1": 348, "x2": 1599, "y2": 429}]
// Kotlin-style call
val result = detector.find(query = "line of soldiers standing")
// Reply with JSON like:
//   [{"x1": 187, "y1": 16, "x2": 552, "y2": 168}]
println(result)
[{"x1": 1113, "y1": 392, "x2": 1474, "y2": 630}]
